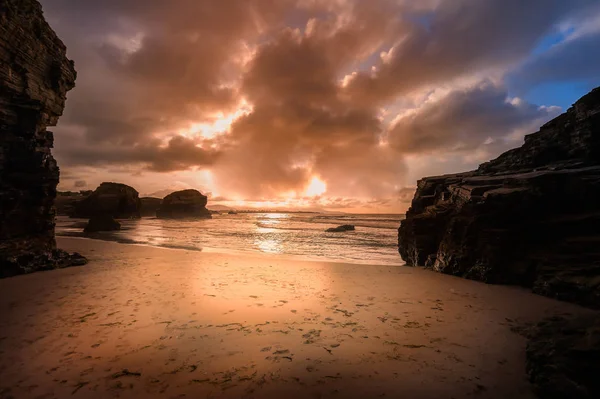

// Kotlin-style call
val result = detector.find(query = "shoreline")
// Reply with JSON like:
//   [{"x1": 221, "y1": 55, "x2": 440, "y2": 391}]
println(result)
[
  {"x1": 0, "y1": 238, "x2": 591, "y2": 399},
  {"x1": 55, "y1": 233, "x2": 406, "y2": 267}
]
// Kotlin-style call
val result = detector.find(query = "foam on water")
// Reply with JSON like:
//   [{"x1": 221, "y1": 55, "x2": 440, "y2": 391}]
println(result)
[{"x1": 56, "y1": 213, "x2": 405, "y2": 266}]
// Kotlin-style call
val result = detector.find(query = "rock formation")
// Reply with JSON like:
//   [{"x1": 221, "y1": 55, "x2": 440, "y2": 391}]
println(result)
[
  {"x1": 156, "y1": 189, "x2": 212, "y2": 219},
  {"x1": 55, "y1": 190, "x2": 89, "y2": 216},
  {"x1": 0, "y1": 0, "x2": 86, "y2": 277},
  {"x1": 72, "y1": 182, "x2": 141, "y2": 219},
  {"x1": 326, "y1": 225, "x2": 356, "y2": 232},
  {"x1": 140, "y1": 197, "x2": 162, "y2": 217},
  {"x1": 526, "y1": 313, "x2": 600, "y2": 398},
  {"x1": 84, "y1": 215, "x2": 121, "y2": 233},
  {"x1": 399, "y1": 87, "x2": 600, "y2": 308}
]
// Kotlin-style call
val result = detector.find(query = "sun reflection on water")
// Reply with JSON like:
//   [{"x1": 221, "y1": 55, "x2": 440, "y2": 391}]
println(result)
[{"x1": 254, "y1": 213, "x2": 289, "y2": 254}]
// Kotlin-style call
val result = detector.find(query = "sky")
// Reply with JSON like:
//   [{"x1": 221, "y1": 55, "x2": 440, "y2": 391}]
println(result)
[{"x1": 42, "y1": 0, "x2": 600, "y2": 213}]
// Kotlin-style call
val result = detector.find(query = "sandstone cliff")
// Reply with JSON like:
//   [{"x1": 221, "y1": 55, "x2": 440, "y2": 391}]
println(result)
[
  {"x1": 399, "y1": 87, "x2": 600, "y2": 308},
  {"x1": 0, "y1": 0, "x2": 86, "y2": 277}
]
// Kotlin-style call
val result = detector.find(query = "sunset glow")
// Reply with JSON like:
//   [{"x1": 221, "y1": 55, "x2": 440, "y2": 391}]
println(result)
[
  {"x1": 186, "y1": 106, "x2": 251, "y2": 139},
  {"x1": 305, "y1": 177, "x2": 327, "y2": 197},
  {"x1": 45, "y1": 0, "x2": 600, "y2": 213}
]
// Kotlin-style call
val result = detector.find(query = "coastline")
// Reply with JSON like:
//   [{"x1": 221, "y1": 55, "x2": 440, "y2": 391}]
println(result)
[
  {"x1": 55, "y1": 234, "x2": 402, "y2": 266},
  {"x1": 0, "y1": 238, "x2": 591, "y2": 399}
]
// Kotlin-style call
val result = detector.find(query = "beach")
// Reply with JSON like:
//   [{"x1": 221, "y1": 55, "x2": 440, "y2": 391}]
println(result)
[{"x1": 0, "y1": 238, "x2": 590, "y2": 399}]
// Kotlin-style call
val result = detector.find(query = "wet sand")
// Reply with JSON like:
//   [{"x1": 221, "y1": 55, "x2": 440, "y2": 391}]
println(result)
[{"x1": 0, "y1": 238, "x2": 590, "y2": 399}]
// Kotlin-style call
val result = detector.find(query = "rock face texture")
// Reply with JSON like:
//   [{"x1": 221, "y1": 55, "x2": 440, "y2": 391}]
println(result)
[
  {"x1": 398, "y1": 87, "x2": 600, "y2": 308},
  {"x1": 72, "y1": 183, "x2": 141, "y2": 219},
  {"x1": 0, "y1": 0, "x2": 86, "y2": 277},
  {"x1": 156, "y1": 190, "x2": 212, "y2": 219},
  {"x1": 84, "y1": 215, "x2": 121, "y2": 233},
  {"x1": 140, "y1": 197, "x2": 162, "y2": 217},
  {"x1": 526, "y1": 314, "x2": 600, "y2": 399}
]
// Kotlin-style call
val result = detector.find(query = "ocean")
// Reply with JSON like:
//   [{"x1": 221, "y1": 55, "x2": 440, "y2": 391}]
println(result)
[{"x1": 56, "y1": 213, "x2": 405, "y2": 266}]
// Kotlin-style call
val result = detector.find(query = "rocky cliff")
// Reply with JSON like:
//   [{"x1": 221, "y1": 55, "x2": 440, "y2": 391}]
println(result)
[
  {"x1": 399, "y1": 87, "x2": 600, "y2": 308},
  {"x1": 0, "y1": 0, "x2": 86, "y2": 277}
]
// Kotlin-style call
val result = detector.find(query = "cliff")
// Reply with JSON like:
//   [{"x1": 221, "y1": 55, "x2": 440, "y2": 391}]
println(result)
[
  {"x1": 398, "y1": 87, "x2": 600, "y2": 308},
  {"x1": 0, "y1": 0, "x2": 86, "y2": 277}
]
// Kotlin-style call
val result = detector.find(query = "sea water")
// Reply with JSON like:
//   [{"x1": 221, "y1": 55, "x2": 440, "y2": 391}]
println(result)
[{"x1": 56, "y1": 213, "x2": 405, "y2": 265}]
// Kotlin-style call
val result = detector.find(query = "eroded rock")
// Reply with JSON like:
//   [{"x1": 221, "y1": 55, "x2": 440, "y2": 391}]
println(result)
[
  {"x1": 156, "y1": 189, "x2": 212, "y2": 219},
  {"x1": 140, "y1": 197, "x2": 162, "y2": 217},
  {"x1": 73, "y1": 182, "x2": 141, "y2": 219},
  {"x1": 84, "y1": 215, "x2": 121, "y2": 233},
  {"x1": 526, "y1": 313, "x2": 600, "y2": 399},
  {"x1": 0, "y1": 0, "x2": 86, "y2": 277},
  {"x1": 398, "y1": 87, "x2": 600, "y2": 308}
]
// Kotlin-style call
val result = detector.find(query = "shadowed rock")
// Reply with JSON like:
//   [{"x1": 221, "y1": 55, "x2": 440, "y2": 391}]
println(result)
[
  {"x1": 326, "y1": 225, "x2": 356, "y2": 232},
  {"x1": 156, "y1": 189, "x2": 212, "y2": 219},
  {"x1": 84, "y1": 215, "x2": 121, "y2": 233},
  {"x1": 399, "y1": 87, "x2": 600, "y2": 308},
  {"x1": 72, "y1": 182, "x2": 141, "y2": 219},
  {"x1": 526, "y1": 313, "x2": 600, "y2": 399},
  {"x1": 140, "y1": 197, "x2": 162, "y2": 217},
  {"x1": 0, "y1": 0, "x2": 86, "y2": 277}
]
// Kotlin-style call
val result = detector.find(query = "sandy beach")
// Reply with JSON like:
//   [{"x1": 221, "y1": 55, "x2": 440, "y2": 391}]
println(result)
[{"x1": 0, "y1": 238, "x2": 590, "y2": 399}]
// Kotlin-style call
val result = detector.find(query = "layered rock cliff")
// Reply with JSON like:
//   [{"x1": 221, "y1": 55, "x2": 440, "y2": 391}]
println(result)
[
  {"x1": 0, "y1": 0, "x2": 86, "y2": 277},
  {"x1": 399, "y1": 87, "x2": 600, "y2": 308}
]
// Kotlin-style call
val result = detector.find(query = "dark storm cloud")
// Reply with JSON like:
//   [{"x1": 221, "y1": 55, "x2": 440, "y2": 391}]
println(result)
[{"x1": 55, "y1": 134, "x2": 220, "y2": 172}]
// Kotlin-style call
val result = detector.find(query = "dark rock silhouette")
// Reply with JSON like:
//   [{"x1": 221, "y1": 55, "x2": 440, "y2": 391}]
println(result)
[
  {"x1": 84, "y1": 215, "x2": 121, "y2": 233},
  {"x1": 399, "y1": 87, "x2": 600, "y2": 308},
  {"x1": 140, "y1": 197, "x2": 162, "y2": 217},
  {"x1": 0, "y1": 0, "x2": 86, "y2": 277},
  {"x1": 326, "y1": 225, "x2": 356, "y2": 232},
  {"x1": 55, "y1": 190, "x2": 89, "y2": 216},
  {"x1": 156, "y1": 189, "x2": 212, "y2": 219},
  {"x1": 72, "y1": 182, "x2": 141, "y2": 219},
  {"x1": 526, "y1": 314, "x2": 600, "y2": 398}
]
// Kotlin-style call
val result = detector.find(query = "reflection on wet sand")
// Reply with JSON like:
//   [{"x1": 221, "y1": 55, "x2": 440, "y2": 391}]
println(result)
[{"x1": 0, "y1": 238, "x2": 591, "y2": 399}]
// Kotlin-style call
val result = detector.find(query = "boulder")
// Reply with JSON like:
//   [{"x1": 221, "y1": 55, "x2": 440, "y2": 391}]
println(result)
[
  {"x1": 398, "y1": 87, "x2": 600, "y2": 308},
  {"x1": 156, "y1": 190, "x2": 212, "y2": 219},
  {"x1": 0, "y1": 0, "x2": 86, "y2": 277},
  {"x1": 140, "y1": 197, "x2": 162, "y2": 217},
  {"x1": 526, "y1": 313, "x2": 600, "y2": 398},
  {"x1": 84, "y1": 215, "x2": 121, "y2": 233},
  {"x1": 72, "y1": 182, "x2": 141, "y2": 219},
  {"x1": 326, "y1": 225, "x2": 356, "y2": 232}
]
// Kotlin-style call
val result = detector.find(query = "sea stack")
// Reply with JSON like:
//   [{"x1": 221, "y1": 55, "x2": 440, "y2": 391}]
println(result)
[
  {"x1": 0, "y1": 0, "x2": 86, "y2": 277},
  {"x1": 156, "y1": 189, "x2": 212, "y2": 219},
  {"x1": 72, "y1": 182, "x2": 142, "y2": 219},
  {"x1": 398, "y1": 87, "x2": 600, "y2": 308}
]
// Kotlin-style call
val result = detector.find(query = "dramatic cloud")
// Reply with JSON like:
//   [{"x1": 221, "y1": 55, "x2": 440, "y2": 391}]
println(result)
[
  {"x1": 387, "y1": 81, "x2": 561, "y2": 154},
  {"x1": 40, "y1": 0, "x2": 599, "y2": 211}
]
